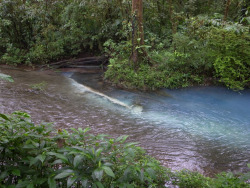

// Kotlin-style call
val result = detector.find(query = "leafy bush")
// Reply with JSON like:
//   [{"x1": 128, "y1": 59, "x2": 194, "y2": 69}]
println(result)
[
  {"x1": 173, "y1": 170, "x2": 211, "y2": 188},
  {"x1": 109, "y1": 16, "x2": 250, "y2": 91},
  {"x1": 173, "y1": 170, "x2": 250, "y2": 188},
  {"x1": 0, "y1": 44, "x2": 27, "y2": 65},
  {"x1": 207, "y1": 27, "x2": 250, "y2": 90},
  {"x1": 172, "y1": 16, "x2": 250, "y2": 90},
  {"x1": 0, "y1": 0, "x2": 132, "y2": 65},
  {"x1": 105, "y1": 51, "x2": 205, "y2": 90},
  {"x1": 212, "y1": 172, "x2": 250, "y2": 188},
  {"x1": 0, "y1": 112, "x2": 168, "y2": 187}
]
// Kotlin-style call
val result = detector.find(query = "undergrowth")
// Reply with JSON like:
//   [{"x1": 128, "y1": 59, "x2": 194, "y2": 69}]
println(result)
[{"x1": 104, "y1": 18, "x2": 250, "y2": 91}]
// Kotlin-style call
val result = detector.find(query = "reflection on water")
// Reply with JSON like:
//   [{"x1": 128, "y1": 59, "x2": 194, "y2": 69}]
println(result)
[{"x1": 1, "y1": 68, "x2": 250, "y2": 176}]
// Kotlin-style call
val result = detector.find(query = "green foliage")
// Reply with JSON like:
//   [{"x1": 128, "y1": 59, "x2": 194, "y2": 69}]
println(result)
[
  {"x1": 104, "y1": 39, "x2": 131, "y2": 59},
  {"x1": 0, "y1": 112, "x2": 168, "y2": 187},
  {"x1": 0, "y1": 0, "x2": 249, "y2": 90},
  {"x1": 173, "y1": 170, "x2": 211, "y2": 188},
  {"x1": 0, "y1": 0, "x2": 133, "y2": 65},
  {"x1": 207, "y1": 27, "x2": 250, "y2": 90},
  {"x1": 0, "y1": 0, "x2": 66, "y2": 64},
  {"x1": 173, "y1": 170, "x2": 250, "y2": 188},
  {"x1": 212, "y1": 172, "x2": 250, "y2": 188},
  {"x1": 168, "y1": 16, "x2": 250, "y2": 90},
  {"x1": 105, "y1": 15, "x2": 249, "y2": 91},
  {"x1": 105, "y1": 50, "x2": 205, "y2": 90}
]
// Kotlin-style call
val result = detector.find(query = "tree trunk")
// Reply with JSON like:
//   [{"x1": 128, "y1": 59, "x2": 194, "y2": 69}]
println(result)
[
  {"x1": 167, "y1": 0, "x2": 177, "y2": 35},
  {"x1": 224, "y1": 0, "x2": 231, "y2": 22},
  {"x1": 131, "y1": 0, "x2": 144, "y2": 67}
]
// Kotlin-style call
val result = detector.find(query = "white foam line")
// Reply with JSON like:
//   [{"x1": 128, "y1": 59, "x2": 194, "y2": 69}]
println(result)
[{"x1": 68, "y1": 78, "x2": 132, "y2": 109}]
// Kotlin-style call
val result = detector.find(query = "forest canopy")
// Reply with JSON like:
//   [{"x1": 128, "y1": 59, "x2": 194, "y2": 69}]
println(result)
[{"x1": 0, "y1": 0, "x2": 249, "y2": 90}]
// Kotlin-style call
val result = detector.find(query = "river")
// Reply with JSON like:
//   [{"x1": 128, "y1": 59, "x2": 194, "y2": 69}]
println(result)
[{"x1": 0, "y1": 67, "x2": 249, "y2": 176}]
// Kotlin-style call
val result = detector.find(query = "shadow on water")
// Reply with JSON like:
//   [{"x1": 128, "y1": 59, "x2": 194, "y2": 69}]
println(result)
[{"x1": 1, "y1": 67, "x2": 250, "y2": 176}]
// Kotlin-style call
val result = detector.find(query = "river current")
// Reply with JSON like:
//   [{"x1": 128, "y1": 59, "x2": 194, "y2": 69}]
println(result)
[{"x1": 1, "y1": 67, "x2": 249, "y2": 176}]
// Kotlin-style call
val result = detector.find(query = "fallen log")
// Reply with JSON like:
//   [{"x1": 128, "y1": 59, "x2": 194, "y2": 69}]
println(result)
[{"x1": 41, "y1": 56, "x2": 108, "y2": 69}]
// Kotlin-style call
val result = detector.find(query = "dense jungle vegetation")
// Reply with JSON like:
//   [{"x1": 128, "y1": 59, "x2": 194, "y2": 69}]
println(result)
[{"x1": 0, "y1": 0, "x2": 249, "y2": 90}]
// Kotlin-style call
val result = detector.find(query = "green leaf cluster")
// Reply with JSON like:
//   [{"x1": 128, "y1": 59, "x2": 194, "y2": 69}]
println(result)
[{"x1": 0, "y1": 112, "x2": 168, "y2": 188}]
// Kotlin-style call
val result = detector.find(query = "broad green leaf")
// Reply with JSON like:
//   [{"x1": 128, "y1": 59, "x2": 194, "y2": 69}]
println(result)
[
  {"x1": 125, "y1": 142, "x2": 138, "y2": 147},
  {"x1": 73, "y1": 155, "x2": 83, "y2": 167},
  {"x1": 0, "y1": 113, "x2": 9, "y2": 121},
  {"x1": 16, "y1": 181, "x2": 30, "y2": 188},
  {"x1": 34, "y1": 178, "x2": 47, "y2": 185},
  {"x1": 29, "y1": 157, "x2": 39, "y2": 166},
  {"x1": 95, "y1": 182, "x2": 104, "y2": 188},
  {"x1": 96, "y1": 148, "x2": 103, "y2": 157},
  {"x1": 103, "y1": 162, "x2": 113, "y2": 167},
  {"x1": 126, "y1": 148, "x2": 135, "y2": 157},
  {"x1": 146, "y1": 162, "x2": 156, "y2": 167},
  {"x1": 67, "y1": 176, "x2": 77, "y2": 187},
  {"x1": 115, "y1": 135, "x2": 129, "y2": 143},
  {"x1": 127, "y1": 184, "x2": 135, "y2": 188},
  {"x1": 103, "y1": 166, "x2": 115, "y2": 178},
  {"x1": 146, "y1": 168, "x2": 156, "y2": 179},
  {"x1": 83, "y1": 127, "x2": 90, "y2": 133},
  {"x1": 124, "y1": 167, "x2": 131, "y2": 178},
  {"x1": 23, "y1": 144, "x2": 36, "y2": 149},
  {"x1": 139, "y1": 169, "x2": 144, "y2": 182},
  {"x1": 52, "y1": 159, "x2": 63, "y2": 165},
  {"x1": 12, "y1": 169, "x2": 20, "y2": 176},
  {"x1": 13, "y1": 111, "x2": 30, "y2": 118},
  {"x1": 93, "y1": 168, "x2": 103, "y2": 181},
  {"x1": 27, "y1": 184, "x2": 34, "y2": 188},
  {"x1": 47, "y1": 152, "x2": 68, "y2": 163},
  {"x1": 0, "y1": 171, "x2": 8, "y2": 179},
  {"x1": 71, "y1": 146, "x2": 85, "y2": 152},
  {"x1": 81, "y1": 178, "x2": 88, "y2": 187},
  {"x1": 54, "y1": 169, "x2": 74, "y2": 179},
  {"x1": 37, "y1": 154, "x2": 46, "y2": 163},
  {"x1": 48, "y1": 177, "x2": 56, "y2": 188}
]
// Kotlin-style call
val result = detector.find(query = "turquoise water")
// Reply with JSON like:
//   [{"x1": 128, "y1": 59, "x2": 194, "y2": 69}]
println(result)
[
  {"x1": 110, "y1": 87, "x2": 250, "y2": 146},
  {"x1": 69, "y1": 72, "x2": 250, "y2": 175}
]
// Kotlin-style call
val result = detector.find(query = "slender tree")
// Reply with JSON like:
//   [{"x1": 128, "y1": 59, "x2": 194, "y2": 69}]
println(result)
[
  {"x1": 131, "y1": 0, "x2": 144, "y2": 67},
  {"x1": 167, "y1": 0, "x2": 177, "y2": 35},
  {"x1": 224, "y1": 0, "x2": 231, "y2": 21}
]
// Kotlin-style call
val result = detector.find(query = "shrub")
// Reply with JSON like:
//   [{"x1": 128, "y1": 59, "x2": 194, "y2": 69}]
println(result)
[
  {"x1": 105, "y1": 51, "x2": 205, "y2": 90},
  {"x1": 0, "y1": 44, "x2": 26, "y2": 65},
  {"x1": 212, "y1": 172, "x2": 250, "y2": 188},
  {"x1": 0, "y1": 112, "x2": 168, "y2": 188},
  {"x1": 173, "y1": 170, "x2": 211, "y2": 188},
  {"x1": 207, "y1": 27, "x2": 250, "y2": 90}
]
